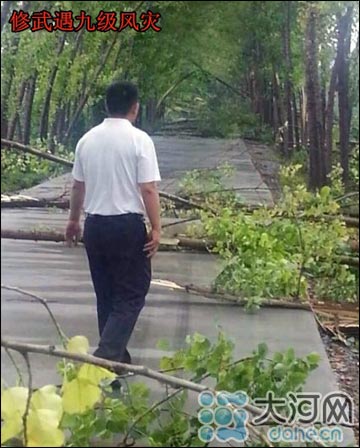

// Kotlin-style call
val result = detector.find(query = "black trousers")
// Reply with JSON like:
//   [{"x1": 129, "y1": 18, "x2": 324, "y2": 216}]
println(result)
[{"x1": 83, "y1": 213, "x2": 151, "y2": 363}]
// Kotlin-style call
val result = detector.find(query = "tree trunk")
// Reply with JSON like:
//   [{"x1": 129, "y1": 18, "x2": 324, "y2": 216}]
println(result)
[
  {"x1": 23, "y1": 73, "x2": 37, "y2": 145},
  {"x1": 55, "y1": 106, "x2": 66, "y2": 142},
  {"x1": 272, "y1": 70, "x2": 285, "y2": 149},
  {"x1": 337, "y1": 6, "x2": 353, "y2": 186},
  {"x1": 324, "y1": 58, "x2": 338, "y2": 176},
  {"x1": 145, "y1": 98, "x2": 157, "y2": 132},
  {"x1": 292, "y1": 92, "x2": 300, "y2": 149},
  {"x1": 305, "y1": 5, "x2": 326, "y2": 189},
  {"x1": 283, "y1": 0, "x2": 294, "y2": 157},
  {"x1": 39, "y1": 34, "x2": 66, "y2": 141},
  {"x1": 7, "y1": 80, "x2": 27, "y2": 141},
  {"x1": 300, "y1": 87, "x2": 308, "y2": 147},
  {"x1": 48, "y1": 108, "x2": 59, "y2": 153}
]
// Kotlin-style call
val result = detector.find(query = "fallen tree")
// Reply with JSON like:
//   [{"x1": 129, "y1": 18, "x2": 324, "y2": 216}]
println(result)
[
  {"x1": 1, "y1": 228, "x2": 358, "y2": 266},
  {"x1": 1, "y1": 138, "x2": 211, "y2": 213},
  {"x1": 1, "y1": 199, "x2": 70, "y2": 209},
  {"x1": 1, "y1": 196, "x2": 358, "y2": 229},
  {"x1": 2, "y1": 139, "x2": 358, "y2": 227},
  {"x1": 152, "y1": 279, "x2": 312, "y2": 310},
  {"x1": 1, "y1": 139, "x2": 73, "y2": 167}
]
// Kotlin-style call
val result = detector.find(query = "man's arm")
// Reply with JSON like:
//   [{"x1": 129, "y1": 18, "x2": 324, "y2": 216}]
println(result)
[
  {"x1": 65, "y1": 180, "x2": 85, "y2": 246},
  {"x1": 139, "y1": 181, "x2": 161, "y2": 258}
]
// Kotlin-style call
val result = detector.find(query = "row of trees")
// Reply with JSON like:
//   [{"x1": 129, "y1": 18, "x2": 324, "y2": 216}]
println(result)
[{"x1": 1, "y1": 1, "x2": 359, "y2": 188}]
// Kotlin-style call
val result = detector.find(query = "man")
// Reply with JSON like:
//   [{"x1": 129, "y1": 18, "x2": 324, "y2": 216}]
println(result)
[{"x1": 65, "y1": 81, "x2": 161, "y2": 366}]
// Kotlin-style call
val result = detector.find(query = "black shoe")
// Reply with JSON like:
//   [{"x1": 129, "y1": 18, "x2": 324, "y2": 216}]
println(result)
[
  {"x1": 122, "y1": 349, "x2": 132, "y2": 365},
  {"x1": 110, "y1": 379, "x2": 122, "y2": 390}
]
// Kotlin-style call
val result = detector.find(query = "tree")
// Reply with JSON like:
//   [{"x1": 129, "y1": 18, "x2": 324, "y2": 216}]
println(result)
[
  {"x1": 305, "y1": 3, "x2": 326, "y2": 189},
  {"x1": 337, "y1": 5, "x2": 354, "y2": 185}
]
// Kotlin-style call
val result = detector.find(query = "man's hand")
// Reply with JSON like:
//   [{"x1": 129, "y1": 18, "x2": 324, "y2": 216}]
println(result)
[
  {"x1": 65, "y1": 220, "x2": 81, "y2": 247},
  {"x1": 144, "y1": 229, "x2": 161, "y2": 258}
]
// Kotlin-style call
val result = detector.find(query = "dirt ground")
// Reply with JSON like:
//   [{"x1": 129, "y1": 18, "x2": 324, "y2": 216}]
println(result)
[{"x1": 245, "y1": 139, "x2": 359, "y2": 443}]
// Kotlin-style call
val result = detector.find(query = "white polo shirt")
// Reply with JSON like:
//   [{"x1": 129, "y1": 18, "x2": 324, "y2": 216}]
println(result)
[{"x1": 72, "y1": 118, "x2": 161, "y2": 216}]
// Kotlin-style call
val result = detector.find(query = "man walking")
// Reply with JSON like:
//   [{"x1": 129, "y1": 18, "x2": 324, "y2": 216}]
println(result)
[{"x1": 65, "y1": 81, "x2": 161, "y2": 365}]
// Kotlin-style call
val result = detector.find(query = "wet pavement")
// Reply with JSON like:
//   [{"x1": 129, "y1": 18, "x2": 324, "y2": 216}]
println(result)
[{"x1": 1, "y1": 137, "x2": 354, "y2": 446}]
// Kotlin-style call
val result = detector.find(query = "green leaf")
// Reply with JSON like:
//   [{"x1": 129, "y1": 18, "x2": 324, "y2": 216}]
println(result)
[
  {"x1": 62, "y1": 378, "x2": 101, "y2": 414},
  {"x1": 273, "y1": 352, "x2": 284, "y2": 363},
  {"x1": 306, "y1": 352, "x2": 321, "y2": 367},
  {"x1": 1, "y1": 387, "x2": 29, "y2": 443},
  {"x1": 273, "y1": 363, "x2": 286, "y2": 377},
  {"x1": 1, "y1": 415, "x2": 23, "y2": 445},
  {"x1": 320, "y1": 186, "x2": 331, "y2": 199},
  {"x1": 27, "y1": 409, "x2": 65, "y2": 447},
  {"x1": 257, "y1": 343, "x2": 268, "y2": 358},
  {"x1": 78, "y1": 364, "x2": 115, "y2": 385},
  {"x1": 288, "y1": 371, "x2": 308, "y2": 386},
  {"x1": 30, "y1": 385, "x2": 63, "y2": 421},
  {"x1": 66, "y1": 336, "x2": 89, "y2": 354},
  {"x1": 1, "y1": 386, "x2": 29, "y2": 420},
  {"x1": 285, "y1": 348, "x2": 295, "y2": 364}
]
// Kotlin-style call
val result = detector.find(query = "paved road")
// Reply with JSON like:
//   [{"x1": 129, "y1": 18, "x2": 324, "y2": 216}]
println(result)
[
  {"x1": 18, "y1": 137, "x2": 273, "y2": 205},
  {"x1": 1, "y1": 137, "x2": 354, "y2": 446}
]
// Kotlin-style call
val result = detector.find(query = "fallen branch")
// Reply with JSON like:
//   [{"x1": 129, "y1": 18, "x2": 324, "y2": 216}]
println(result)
[
  {"x1": 122, "y1": 356, "x2": 252, "y2": 446},
  {"x1": 0, "y1": 229, "x2": 213, "y2": 252},
  {"x1": 1, "y1": 196, "x2": 358, "y2": 231},
  {"x1": 2, "y1": 229, "x2": 358, "y2": 267},
  {"x1": 162, "y1": 217, "x2": 200, "y2": 229},
  {"x1": 1, "y1": 338, "x2": 329, "y2": 447},
  {"x1": 0, "y1": 339, "x2": 263, "y2": 417},
  {"x1": 2, "y1": 138, "x2": 358, "y2": 229},
  {"x1": 1, "y1": 139, "x2": 73, "y2": 167},
  {"x1": 1, "y1": 199, "x2": 69, "y2": 209},
  {"x1": 1, "y1": 139, "x2": 212, "y2": 212},
  {"x1": 159, "y1": 190, "x2": 214, "y2": 212},
  {"x1": 4, "y1": 347, "x2": 24, "y2": 386},
  {"x1": 21, "y1": 352, "x2": 32, "y2": 448},
  {"x1": 1, "y1": 285, "x2": 68, "y2": 345},
  {"x1": 153, "y1": 280, "x2": 312, "y2": 310}
]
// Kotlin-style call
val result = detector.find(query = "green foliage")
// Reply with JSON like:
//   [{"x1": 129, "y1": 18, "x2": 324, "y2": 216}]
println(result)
[
  {"x1": 184, "y1": 163, "x2": 358, "y2": 307},
  {"x1": 179, "y1": 162, "x2": 235, "y2": 197},
  {"x1": 1, "y1": 333, "x2": 320, "y2": 447},
  {"x1": 349, "y1": 145, "x2": 359, "y2": 188},
  {"x1": 1, "y1": 144, "x2": 72, "y2": 193}
]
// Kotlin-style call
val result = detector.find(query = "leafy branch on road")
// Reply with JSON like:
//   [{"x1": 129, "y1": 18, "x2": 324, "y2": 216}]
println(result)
[{"x1": 1, "y1": 285, "x2": 325, "y2": 448}]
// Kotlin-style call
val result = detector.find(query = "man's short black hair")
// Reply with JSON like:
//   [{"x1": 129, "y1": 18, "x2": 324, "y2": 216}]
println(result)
[{"x1": 106, "y1": 81, "x2": 139, "y2": 116}]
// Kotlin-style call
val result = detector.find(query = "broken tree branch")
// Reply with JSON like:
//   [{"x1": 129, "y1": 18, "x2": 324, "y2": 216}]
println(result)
[
  {"x1": 1, "y1": 199, "x2": 70, "y2": 209},
  {"x1": 161, "y1": 281, "x2": 313, "y2": 311},
  {"x1": 122, "y1": 356, "x2": 252, "y2": 446},
  {"x1": 1, "y1": 139, "x2": 212, "y2": 212},
  {"x1": 0, "y1": 338, "x2": 263, "y2": 417},
  {"x1": 21, "y1": 352, "x2": 32, "y2": 448},
  {"x1": 4, "y1": 347, "x2": 24, "y2": 386},
  {"x1": 1, "y1": 139, "x2": 73, "y2": 167},
  {"x1": 1, "y1": 229, "x2": 358, "y2": 266},
  {"x1": 0, "y1": 338, "x2": 328, "y2": 447},
  {"x1": 1, "y1": 284, "x2": 68, "y2": 345}
]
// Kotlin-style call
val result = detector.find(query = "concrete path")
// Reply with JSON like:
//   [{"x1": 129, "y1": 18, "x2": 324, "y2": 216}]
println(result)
[
  {"x1": 1, "y1": 137, "x2": 354, "y2": 446},
  {"x1": 18, "y1": 137, "x2": 273, "y2": 205}
]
